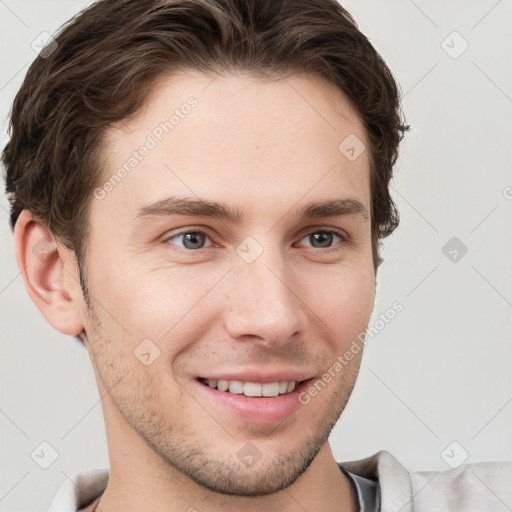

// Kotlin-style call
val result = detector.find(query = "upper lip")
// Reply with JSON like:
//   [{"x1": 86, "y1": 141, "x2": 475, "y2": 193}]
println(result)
[{"x1": 197, "y1": 370, "x2": 315, "y2": 384}]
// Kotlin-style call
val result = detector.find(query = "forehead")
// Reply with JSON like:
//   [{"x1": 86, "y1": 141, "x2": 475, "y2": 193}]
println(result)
[{"x1": 95, "y1": 71, "x2": 370, "y2": 226}]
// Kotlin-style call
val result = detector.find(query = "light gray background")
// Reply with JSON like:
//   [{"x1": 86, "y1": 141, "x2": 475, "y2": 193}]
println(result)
[{"x1": 1, "y1": 1, "x2": 511, "y2": 510}]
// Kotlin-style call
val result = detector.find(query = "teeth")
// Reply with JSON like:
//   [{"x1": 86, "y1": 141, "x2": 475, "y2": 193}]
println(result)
[
  {"x1": 217, "y1": 380, "x2": 229, "y2": 392},
  {"x1": 228, "y1": 381, "x2": 244, "y2": 394},
  {"x1": 244, "y1": 382, "x2": 262, "y2": 397},
  {"x1": 204, "y1": 379, "x2": 298, "y2": 397},
  {"x1": 262, "y1": 382, "x2": 279, "y2": 397}
]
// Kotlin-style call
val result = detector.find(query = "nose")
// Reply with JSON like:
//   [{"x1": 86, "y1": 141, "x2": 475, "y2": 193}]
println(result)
[{"x1": 222, "y1": 244, "x2": 306, "y2": 347}]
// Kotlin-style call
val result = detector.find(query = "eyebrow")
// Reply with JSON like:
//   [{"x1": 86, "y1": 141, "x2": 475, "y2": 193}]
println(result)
[{"x1": 133, "y1": 196, "x2": 369, "y2": 224}]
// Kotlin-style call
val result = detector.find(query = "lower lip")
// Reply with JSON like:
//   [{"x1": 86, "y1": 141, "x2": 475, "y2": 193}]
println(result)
[{"x1": 195, "y1": 379, "x2": 313, "y2": 426}]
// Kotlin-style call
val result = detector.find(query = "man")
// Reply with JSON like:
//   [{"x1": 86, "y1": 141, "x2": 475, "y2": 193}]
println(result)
[{"x1": 2, "y1": 0, "x2": 510, "y2": 510}]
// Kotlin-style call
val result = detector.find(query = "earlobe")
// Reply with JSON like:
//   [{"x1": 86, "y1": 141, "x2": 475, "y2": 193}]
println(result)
[{"x1": 13, "y1": 209, "x2": 85, "y2": 337}]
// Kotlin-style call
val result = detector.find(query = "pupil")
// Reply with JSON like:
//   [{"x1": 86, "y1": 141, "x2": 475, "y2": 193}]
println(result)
[
  {"x1": 311, "y1": 232, "x2": 332, "y2": 248},
  {"x1": 184, "y1": 232, "x2": 204, "y2": 249}
]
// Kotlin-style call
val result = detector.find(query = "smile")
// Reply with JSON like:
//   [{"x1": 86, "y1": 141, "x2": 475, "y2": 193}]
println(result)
[
  {"x1": 198, "y1": 378, "x2": 298, "y2": 397},
  {"x1": 195, "y1": 376, "x2": 314, "y2": 425}
]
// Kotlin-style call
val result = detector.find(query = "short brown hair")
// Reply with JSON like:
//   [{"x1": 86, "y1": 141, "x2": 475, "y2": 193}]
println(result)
[{"x1": 2, "y1": 0, "x2": 408, "y2": 273}]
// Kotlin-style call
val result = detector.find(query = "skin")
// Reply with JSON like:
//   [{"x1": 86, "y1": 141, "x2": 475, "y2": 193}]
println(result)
[{"x1": 15, "y1": 71, "x2": 376, "y2": 511}]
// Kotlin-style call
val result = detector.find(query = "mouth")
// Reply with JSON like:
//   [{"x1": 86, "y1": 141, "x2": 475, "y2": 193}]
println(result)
[
  {"x1": 197, "y1": 377, "x2": 302, "y2": 397},
  {"x1": 194, "y1": 375, "x2": 315, "y2": 426}
]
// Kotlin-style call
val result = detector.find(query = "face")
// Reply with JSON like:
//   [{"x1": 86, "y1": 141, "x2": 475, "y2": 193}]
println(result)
[{"x1": 78, "y1": 71, "x2": 375, "y2": 496}]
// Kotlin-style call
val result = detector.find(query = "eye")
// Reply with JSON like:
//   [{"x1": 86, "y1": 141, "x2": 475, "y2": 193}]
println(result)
[
  {"x1": 166, "y1": 230, "x2": 213, "y2": 250},
  {"x1": 296, "y1": 230, "x2": 345, "y2": 249}
]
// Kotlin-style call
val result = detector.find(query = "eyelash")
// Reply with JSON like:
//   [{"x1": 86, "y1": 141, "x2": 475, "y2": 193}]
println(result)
[{"x1": 163, "y1": 228, "x2": 348, "y2": 252}]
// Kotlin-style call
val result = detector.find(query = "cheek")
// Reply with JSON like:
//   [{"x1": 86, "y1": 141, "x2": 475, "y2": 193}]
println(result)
[
  {"x1": 89, "y1": 256, "x2": 225, "y2": 347},
  {"x1": 301, "y1": 263, "x2": 375, "y2": 343}
]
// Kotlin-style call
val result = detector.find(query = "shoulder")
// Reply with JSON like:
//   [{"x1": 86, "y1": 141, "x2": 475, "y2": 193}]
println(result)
[
  {"x1": 339, "y1": 450, "x2": 512, "y2": 512},
  {"x1": 410, "y1": 459, "x2": 512, "y2": 512}
]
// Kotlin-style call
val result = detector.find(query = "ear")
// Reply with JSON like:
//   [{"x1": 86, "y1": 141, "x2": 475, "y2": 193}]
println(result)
[{"x1": 13, "y1": 209, "x2": 85, "y2": 337}]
